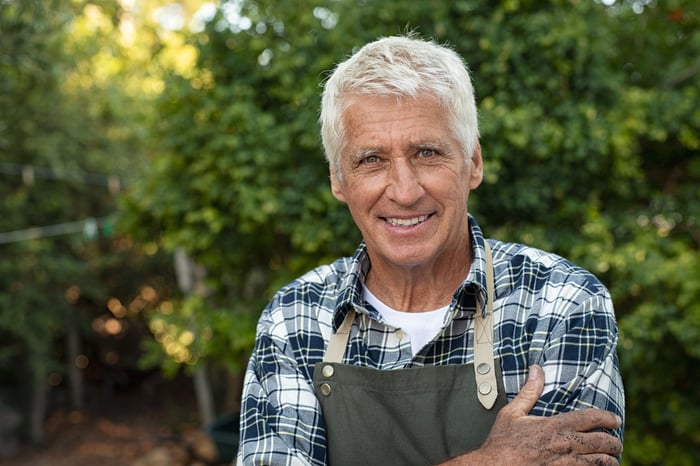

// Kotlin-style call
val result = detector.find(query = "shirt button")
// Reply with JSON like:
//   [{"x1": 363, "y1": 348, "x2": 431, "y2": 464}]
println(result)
[
  {"x1": 478, "y1": 382, "x2": 492, "y2": 396},
  {"x1": 320, "y1": 383, "x2": 332, "y2": 397},
  {"x1": 322, "y1": 364, "x2": 335, "y2": 378},
  {"x1": 477, "y1": 363, "x2": 491, "y2": 375}
]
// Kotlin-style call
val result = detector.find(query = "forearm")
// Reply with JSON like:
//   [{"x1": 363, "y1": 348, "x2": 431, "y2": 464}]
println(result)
[
  {"x1": 436, "y1": 365, "x2": 622, "y2": 466},
  {"x1": 531, "y1": 293, "x2": 625, "y2": 438},
  {"x1": 238, "y1": 322, "x2": 327, "y2": 465},
  {"x1": 238, "y1": 370, "x2": 326, "y2": 465}
]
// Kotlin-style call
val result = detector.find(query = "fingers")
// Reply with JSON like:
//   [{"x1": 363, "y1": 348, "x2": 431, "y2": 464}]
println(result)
[
  {"x1": 548, "y1": 408, "x2": 622, "y2": 434},
  {"x1": 578, "y1": 454, "x2": 621, "y2": 466},
  {"x1": 503, "y1": 364, "x2": 544, "y2": 417},
  {"x1": 550, "y1": 454, "x2": 620, "y2": 466},
  {"x1": 559, "y1": 431, "x2": 623, "y2": 457},
  {"x1": 504, "y1": 365, "x2": 622, "y2": 436},
  {"x1": 481, "y1": 364, "x2": 623, "y2": 466}
]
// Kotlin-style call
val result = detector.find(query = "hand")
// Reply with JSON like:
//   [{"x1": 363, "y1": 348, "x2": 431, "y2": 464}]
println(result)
[{"x1": 440, "y1": 365, "x2": 623, "y2": 466}]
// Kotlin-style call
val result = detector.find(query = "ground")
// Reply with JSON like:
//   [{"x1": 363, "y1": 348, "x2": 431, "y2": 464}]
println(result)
[{"x1": 2, "y1": 375, "x2": 218, "y2": 466}]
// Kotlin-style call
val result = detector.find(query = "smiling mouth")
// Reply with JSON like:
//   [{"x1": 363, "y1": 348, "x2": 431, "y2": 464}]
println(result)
[{"x1": 385, "y1": 214, "x2": 431, "y2": 227}]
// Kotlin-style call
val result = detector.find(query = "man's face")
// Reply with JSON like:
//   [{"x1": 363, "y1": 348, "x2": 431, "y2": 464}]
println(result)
[{"x1": 330, "y1": 94, "x2": 483, "y2": 272}]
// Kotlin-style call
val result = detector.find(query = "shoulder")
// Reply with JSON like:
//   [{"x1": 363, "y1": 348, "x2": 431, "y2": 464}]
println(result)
[
  {"x1": 270, "y1": 256, "x2": 354, "y2": 309},
  {"x1": 251, "y1": 257, "x2": 357, "y2": 371},
  {"x1": 490, "y1": 240, "x2": 609, "y2": 297},
  {"x1": 258, "y1": 256, "x2": 355, "y2": 339},
  {"x1": 489, "y1": 240, "x2": 614, "y2": 328}
]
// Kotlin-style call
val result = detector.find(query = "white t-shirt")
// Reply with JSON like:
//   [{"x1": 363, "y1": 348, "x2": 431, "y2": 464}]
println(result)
[{"x1": 363, "y1": 285, "x2": 449, "y2": 356}]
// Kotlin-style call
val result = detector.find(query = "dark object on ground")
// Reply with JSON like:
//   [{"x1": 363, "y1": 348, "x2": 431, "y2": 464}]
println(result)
[{"x1": 205, "y1": 413, "x2": 240, "y2": 463}]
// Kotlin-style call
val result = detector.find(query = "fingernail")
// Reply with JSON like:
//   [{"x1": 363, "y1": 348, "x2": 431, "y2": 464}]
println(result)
[
  {"x1": 615, "y1": 415, "x2": 622, "y2": 425},
  {"x1": 528, "y1": 365, "x2": 537, "y2": 380}
]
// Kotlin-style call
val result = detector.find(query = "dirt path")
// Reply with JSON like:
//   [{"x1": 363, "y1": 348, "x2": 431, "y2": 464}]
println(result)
[{"x1": 3, "y1": 380, "x2": 202, "y2": 466}]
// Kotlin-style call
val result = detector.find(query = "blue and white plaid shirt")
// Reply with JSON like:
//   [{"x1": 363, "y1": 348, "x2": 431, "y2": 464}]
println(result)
[{"x1": 237, "y1": 216, "x2": 625, "y2": 465}]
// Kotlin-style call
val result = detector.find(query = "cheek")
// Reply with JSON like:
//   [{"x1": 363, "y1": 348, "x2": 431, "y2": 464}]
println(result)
[
  {"x1": 431, "y1": 181, "x2": 472, "y2": 214},
  {"x1": 427, "y1": 172, "x2": 467, "y2": 197},
  {"x1": 344, "y1": 175, "x2": 385, "y2": 203},
  {"x1": 345, "y1": 189, "x2": 375, "y2": 214}
]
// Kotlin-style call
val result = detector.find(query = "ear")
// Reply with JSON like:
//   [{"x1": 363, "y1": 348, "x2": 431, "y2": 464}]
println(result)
[
  {"x1": 329, "y1": 168, "x2": 347, "y2": 203},
  {"x1": 469, "y1": 143, "x2": 484, "y2": 190}
]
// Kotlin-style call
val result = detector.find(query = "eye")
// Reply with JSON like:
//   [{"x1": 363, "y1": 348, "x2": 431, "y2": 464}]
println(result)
[
  {"x1": 361, "y1": 154, "x2": 380, "y2": 164},
  {"x1": 418, "y1": 148, "x2": 437, "y2": 158}
]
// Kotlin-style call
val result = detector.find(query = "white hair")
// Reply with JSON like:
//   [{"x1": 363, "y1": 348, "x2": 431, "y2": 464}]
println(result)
[{"x1": 320, "y1": 35, "x2": 480, "y2": 175}]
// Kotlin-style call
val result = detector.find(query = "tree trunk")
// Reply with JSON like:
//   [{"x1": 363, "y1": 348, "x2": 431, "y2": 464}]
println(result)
[
  {"x1": 193, "y1": 364, "x2": 215, "y2": 426},
  {"x1": 29, "y1": 363, "x2": 47, "y2": 443},
  {"x1": 65, "y1": 320, "x2": 84, "y2": 410},
  {"x1": 224, "y1": 369, "x2": 244, "y2": 414},
  {"x1": 174, "y1": 247, "x2": 215, "y2": 426}
]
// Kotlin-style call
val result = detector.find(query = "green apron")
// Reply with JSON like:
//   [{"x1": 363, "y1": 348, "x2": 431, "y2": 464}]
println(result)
[{"x1": 313, "y1": 244, "x2": 507, "y2": 466}]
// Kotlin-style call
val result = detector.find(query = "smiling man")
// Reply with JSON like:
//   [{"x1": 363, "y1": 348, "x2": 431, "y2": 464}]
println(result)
[{"x1": 237, "y1": 36, "x2": 624, "y2": 466}]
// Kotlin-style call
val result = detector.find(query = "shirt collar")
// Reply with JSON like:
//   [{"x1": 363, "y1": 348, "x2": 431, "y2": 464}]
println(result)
[{"x1": 332, "y1": 215, "x2": 491, "y2": 330}]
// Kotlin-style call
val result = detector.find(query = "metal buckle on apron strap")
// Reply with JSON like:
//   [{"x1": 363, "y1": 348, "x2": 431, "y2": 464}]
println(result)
[{"x1": 320, "y1": 309, "x2": 356, "y2": 396}]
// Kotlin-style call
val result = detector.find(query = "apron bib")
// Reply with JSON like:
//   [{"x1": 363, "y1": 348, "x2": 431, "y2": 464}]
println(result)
[{"x1": 313, "y1": 243, "x2": 507, "y2": 466}]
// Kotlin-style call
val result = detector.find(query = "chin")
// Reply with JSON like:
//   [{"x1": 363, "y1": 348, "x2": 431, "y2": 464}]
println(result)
[{"x1": 382, "y1": 249, "x2": 435, "y2": 268}]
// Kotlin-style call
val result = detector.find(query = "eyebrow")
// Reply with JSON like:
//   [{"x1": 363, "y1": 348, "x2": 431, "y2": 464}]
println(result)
[
  {"x1": 409, "y1": 139, "x2": 454, "y2": 156},
  {"x1": 411, "y1": 141, "x2": 445, "y2": 151},
  {"x1": 348, "y1": 146, "x2": 383, "y2": 163}
]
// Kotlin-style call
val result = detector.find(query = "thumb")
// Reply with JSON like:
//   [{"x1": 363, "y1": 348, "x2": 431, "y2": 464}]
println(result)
[{"x1": 506, "y1": 365, "x2": 544, "y2": 417}]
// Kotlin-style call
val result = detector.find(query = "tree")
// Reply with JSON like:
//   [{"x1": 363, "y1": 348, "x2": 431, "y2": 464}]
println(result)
[
  {"x1": 119, "y1": 0, "x2": 700, "y2": 463},
  {"x1": 0, "y1": 0, "x2": 176, "y2": 443}
]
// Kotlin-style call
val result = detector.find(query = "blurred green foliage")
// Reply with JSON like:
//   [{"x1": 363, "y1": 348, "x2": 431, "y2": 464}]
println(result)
[
  {"x1": 0, "y1": 0, "x2": 117, "y2": 400},
  {"x1": 0, "y1": 0, "x2": 178, "y2": 441}
]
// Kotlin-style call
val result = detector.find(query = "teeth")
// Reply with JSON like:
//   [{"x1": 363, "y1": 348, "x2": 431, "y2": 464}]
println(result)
[{"x1": 387, "y1": 215, "x2": 429, "y2": 226}]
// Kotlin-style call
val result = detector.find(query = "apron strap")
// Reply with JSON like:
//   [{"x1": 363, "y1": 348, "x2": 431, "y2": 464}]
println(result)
[
  {"x1": 474, "y1": 241, "x2": 498, "y2": 409},
  {"x1": 324, "y1": 309, "x2": 356, "y2": 363},
  {"x1": 323, "y1": 241, "x2": 498, "y2": 409}
]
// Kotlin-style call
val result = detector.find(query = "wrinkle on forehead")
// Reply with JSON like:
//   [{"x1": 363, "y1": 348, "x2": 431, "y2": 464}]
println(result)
[{"x1": 341, "y1": 95, "x2": 459, "y2": 164}]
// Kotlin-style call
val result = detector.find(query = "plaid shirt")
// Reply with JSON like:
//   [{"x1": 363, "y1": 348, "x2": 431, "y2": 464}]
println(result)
[{"x1": 237, "y1": 216, "x2": 625, "y2": 465}]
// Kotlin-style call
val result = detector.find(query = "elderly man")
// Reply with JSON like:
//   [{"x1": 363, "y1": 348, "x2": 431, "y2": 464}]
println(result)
[{"x1": 237, "y1": 36, "x2": 624, "y2": 465}]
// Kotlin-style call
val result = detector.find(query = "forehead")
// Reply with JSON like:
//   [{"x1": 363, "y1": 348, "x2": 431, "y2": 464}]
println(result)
[{"x1": 342, "y1": 94, "x2": 453, "y2": 149}]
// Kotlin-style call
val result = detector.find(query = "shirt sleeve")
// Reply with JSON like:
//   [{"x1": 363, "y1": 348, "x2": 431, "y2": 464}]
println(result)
[
  {"x1": 237, "y1": 305, "x2": 327, "y2": 466},
  {"x1": 531, "y1": 290, "x2": 625, "y2": 441}
]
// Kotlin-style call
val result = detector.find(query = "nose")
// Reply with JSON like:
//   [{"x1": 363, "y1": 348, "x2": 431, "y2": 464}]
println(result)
[{"x1": 386, "y1": 159, "x2": 425, "y2": 206}]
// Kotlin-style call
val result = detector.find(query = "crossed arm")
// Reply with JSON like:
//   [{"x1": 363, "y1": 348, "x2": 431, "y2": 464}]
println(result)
[{"x1": 440, "y1": 365, "x2": 623, "y2": 465}]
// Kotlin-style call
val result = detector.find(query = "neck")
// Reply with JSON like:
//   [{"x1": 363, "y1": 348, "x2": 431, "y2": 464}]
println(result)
[{"x1": 365, "y1": 242, "x2": 472, "y2": 312}]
